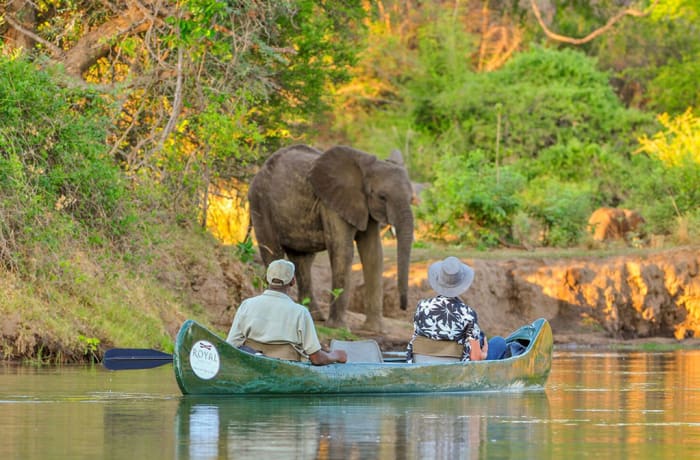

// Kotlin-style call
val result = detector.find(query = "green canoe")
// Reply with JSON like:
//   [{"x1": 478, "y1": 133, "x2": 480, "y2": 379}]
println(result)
[{"x1": 173, "y1": 318, "x2": 553, "y2": 395}]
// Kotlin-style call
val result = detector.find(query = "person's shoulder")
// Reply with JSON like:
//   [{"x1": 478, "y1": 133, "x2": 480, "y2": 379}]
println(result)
[
  {"x1": 241, "y1": 293, "x2": 265, "y2": 304},
  {"x1": 289, "y1": 302, "x2": 316, "y2": 321},
  {"x1": 418, "y1": 295, "x2": 440, "y2": 303},
  {"x1": 291, "y1": 301, "x2": 313, "y2": 315}
]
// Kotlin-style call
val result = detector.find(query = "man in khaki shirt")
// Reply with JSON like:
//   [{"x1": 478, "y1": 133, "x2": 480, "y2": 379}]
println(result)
[{"x1": 226, "y1": 259, "x2": 347, "y2": 366}]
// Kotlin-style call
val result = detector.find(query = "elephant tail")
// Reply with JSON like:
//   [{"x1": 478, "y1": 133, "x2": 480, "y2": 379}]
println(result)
[
  {"x1": 244, "y1": 214, "x2": 253, "y2": 242},
  {"x1": 243, "y1": 215, "x2": 253, "y2": 248}
]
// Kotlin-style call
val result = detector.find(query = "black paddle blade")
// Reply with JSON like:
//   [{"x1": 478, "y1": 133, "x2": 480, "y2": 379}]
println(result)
[{"x1": 103, "y1": 348, "x2": 173, "y2": 371}]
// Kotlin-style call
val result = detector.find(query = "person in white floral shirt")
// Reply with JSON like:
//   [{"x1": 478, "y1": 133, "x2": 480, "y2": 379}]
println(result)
[{"x1": 406, "y1": 256, "x2": 506, "y2": 363}]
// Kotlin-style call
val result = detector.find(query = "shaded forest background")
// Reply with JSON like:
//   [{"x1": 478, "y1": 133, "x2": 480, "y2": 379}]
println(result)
[{"x1": 1, "y1": 0, "x2": 699, "y2": 362}]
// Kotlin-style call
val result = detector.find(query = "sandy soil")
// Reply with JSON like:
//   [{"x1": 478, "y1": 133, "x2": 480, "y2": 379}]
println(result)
[{"x1": 299, "y1": 243, "x2": 700, "y2": 351}]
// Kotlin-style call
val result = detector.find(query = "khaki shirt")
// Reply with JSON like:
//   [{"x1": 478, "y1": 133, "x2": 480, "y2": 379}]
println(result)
[{"x1": 226, "y1": 290, "x2": 322, "y2": 356}]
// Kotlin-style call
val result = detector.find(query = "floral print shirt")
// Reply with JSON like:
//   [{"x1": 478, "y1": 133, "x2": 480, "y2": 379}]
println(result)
[{"x1": 406, "y1": 295, "x2": 481, "y2": 362}]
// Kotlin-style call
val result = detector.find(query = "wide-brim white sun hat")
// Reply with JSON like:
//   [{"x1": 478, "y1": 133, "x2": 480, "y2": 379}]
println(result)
[{"x1": 428, "y1": 256, "x2": 475, "y2": 297}]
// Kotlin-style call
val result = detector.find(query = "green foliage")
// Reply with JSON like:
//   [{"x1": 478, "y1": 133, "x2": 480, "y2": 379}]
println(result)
[
  {"x1": 398, "y1": 45, "x2": 653, "y2": 246},
  {"x1": 117, "y1": 0, "x2": 366, "y2": 225},
  {"x1": 628, "y1": 156, "x2": 700, "y2": 236},
  {"x1": 172, "y1": 0, "x2": 365, "y2": 145},
  {"x1": 410, "y1": 10, "x2": 477, "y2": 99},
  {"x1": 0, "y1": 55, "x2": 137, "y2": 270},
  {"x1": 235, "y1": 237, "x2": 256, "y2": 263},
  {"x1": 330, "y1": 288, "x2": 344, "y2": 301},
  {"x1": 647, "y1": 59, "x2": 700, "y2": 114},
  {"x1": 315, "y1": 325, "x2": 358, "y2": 342},
  {"x1": 418, "y1": 152, "x2": 525, "y2": 247},
  {"x1": 564, "y1": 0, "x2": 700, "y2": 115},
  {"x1": 518, "y1": 140, "x2": 629, "y2": 206},
  {"x1": 519, "y1": 177, "x2": 595, "y2": 247},
  {"x1": 77, "y1": 335, "x2": 101, "y2": 363},
  {"x1": 327, "y1": 2, "x2": 700, "y2": 248},
  {"x1": 429, "y1": 47, "x2": 652, "y2": 162},
  {"x1": 271, "y1": 0, "x2": 366, "y2": 123}
]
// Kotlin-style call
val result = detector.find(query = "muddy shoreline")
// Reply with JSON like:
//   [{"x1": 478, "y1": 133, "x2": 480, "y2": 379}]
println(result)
[{"x1": 301, "y1": 245, "x2": 700, "y2": 351}]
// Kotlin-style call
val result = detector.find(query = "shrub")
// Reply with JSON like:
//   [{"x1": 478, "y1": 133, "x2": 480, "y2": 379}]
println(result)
[
  {"x1": 519, "y1": 177, "x2": 595, "y2": 247},
  {"x1": 0, "y1": 55, "x2": 134, "y2": 269},
  {"x1": 417, "y1": 151, "x2": 525, "y2": 247}
]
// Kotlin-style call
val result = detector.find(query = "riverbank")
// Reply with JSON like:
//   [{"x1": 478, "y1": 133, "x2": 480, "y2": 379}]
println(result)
[
  {"x1": 3, "y1": 237, "x2": 699, "y2": 364},
  {"x1": 303, "y1": 244, "x2": 700, "y2": 351}
]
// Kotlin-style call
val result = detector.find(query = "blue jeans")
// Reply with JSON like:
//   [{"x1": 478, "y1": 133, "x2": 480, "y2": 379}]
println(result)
[{"x1": 486, "y1": 336, "x2": 506, "y2": 360}]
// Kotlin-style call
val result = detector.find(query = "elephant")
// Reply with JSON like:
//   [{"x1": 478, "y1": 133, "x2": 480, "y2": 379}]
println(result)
[
  {"x1": 247, "y1": 144, "x2": 414, "y2": 332},
  {"x1": 588, "y1": 207, "x2": 646, "y2": 243}
]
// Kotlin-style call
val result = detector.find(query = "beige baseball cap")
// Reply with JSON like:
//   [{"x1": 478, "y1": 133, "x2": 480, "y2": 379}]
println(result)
[{"x1": 266, "y1": 259, "x2": 295, "y2": 286}]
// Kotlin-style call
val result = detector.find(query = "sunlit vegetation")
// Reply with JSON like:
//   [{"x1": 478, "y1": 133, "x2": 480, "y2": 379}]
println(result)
[
  {"x1": 637, "y1": 108, "x2": 700, "y2": 167},
  {"x1": 633, "y1": 108, "x2": 700, "y2": 242},
  {"x1": 204, "y1": 180, "x2": 250, "y2": 245}
]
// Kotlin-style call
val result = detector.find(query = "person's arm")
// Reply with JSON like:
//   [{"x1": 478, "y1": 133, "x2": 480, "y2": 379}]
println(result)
[
  {"x1": 309, "y1": 349, "x2": 347, "y2": 366},
  {"x1": 225, "y1": 304, "x2": 247, "y2": 346},
  {"x1": 468, "y1": 338, "x2": 488, "y2": 361}
]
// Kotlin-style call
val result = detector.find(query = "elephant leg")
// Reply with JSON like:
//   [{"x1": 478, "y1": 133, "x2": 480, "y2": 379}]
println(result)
[
  {"x1": 325, "y1": 232, "x2": 355, "y2": 329},
  {"x1": 286, "y1": 250, "x2": 326, "y2": 321},
  {"x1": 356, "y1": 220, "x2": 384, "y2": 332}
]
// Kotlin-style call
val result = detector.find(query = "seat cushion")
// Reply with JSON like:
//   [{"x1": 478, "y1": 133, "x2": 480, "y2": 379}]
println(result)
[
  {"x1": 243, "y1": 338, "x2": 303, "y2": 361},
  {"x1": 330, "y1": 339, "x2": 383, "y2": 363},
  {"x1": 412, "y1": 336, "x2": 463, "y2": 359}
]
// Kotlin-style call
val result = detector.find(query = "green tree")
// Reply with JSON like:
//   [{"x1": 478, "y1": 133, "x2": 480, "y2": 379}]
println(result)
[{"x1": 2, "y1": 0, "x2": 366, "y2": 218}]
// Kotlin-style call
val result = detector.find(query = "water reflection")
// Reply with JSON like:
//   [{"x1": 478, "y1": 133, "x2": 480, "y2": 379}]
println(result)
[
  {"x1": 175, "y1": 391, "x2": 551, "y2": 459},
  {"x1": 3, "y1": 351, "x2": 700, "y2": 460},
  {"x1": 547, "y1": 350, "x2": 700, "y2": 458}
]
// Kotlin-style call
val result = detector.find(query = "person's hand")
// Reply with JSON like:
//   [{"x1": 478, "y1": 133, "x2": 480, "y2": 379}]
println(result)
[
  {"x1": 310, "y1": 349, "x2": 347, "y2": 365},
  {"x1": 481, "y1": 336, "x2": 489, "y2": 359},
  {"x1": 333, "y1": 350, "x2": 347, "y2": 363},
  {"x1": 468, "y1": 338, "x2": 483, "y2": 361}
]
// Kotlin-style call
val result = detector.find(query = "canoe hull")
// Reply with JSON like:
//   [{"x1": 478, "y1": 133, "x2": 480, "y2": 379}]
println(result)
[{"x1": 173, "y1": 318, "x2": 553, "y2": 395}]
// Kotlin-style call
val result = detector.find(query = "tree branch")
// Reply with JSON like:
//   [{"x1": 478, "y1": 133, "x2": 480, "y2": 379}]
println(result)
[
  {"x1": 62, "y1": 1, "x2": 150, "y2": 77},
  {"x1": 157, "y1": 44, "x2": 185, "y2": 150},
  {"x1": 530, "y1": 0, "x2": 660, "y2": 45},
  {"x1": 3, "y1": 10, "x2": 64, "y2": 56}
]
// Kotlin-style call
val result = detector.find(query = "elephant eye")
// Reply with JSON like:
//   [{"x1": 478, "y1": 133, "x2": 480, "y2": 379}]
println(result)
[{"x1": 378, "y1": 193, "x2": 387, "y2": 202}]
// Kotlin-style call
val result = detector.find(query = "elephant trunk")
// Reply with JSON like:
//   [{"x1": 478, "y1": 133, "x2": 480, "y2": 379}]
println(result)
[{"x1": 394, "y1": 208, "x2": 414, "y2": 310}]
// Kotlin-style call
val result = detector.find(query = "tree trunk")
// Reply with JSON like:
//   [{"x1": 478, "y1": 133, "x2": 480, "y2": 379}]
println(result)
[{"x1": 4, "y1": 1, "x2": 37, "y2": 51}]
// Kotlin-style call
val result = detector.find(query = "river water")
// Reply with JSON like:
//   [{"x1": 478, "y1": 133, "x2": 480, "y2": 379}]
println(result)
[{"x1": 2, "y1": 349, "x2": 700, "y2": 459}]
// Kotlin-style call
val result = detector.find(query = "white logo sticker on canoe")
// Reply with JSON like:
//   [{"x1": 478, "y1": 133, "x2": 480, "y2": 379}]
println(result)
[{"x1": 189, "y1": 340, "x2": 220, "y2": 380}]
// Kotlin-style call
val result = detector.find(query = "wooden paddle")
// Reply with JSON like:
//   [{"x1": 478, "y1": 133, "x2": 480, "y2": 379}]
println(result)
[{"x1": 103, "y1": 348, "x2": 173, "y2": 370}]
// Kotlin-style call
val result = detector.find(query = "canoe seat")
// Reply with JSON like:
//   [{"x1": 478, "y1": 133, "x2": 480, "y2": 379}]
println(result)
[
  {"x1": 330, "y1": 339, "x2": 383, "y2": 363},
  {"x1": 412, "y1": 336, "x2": 462, "y2": 363},
  {"x1": 243, "y1": 338, "x2": 305, "y2": 362}
]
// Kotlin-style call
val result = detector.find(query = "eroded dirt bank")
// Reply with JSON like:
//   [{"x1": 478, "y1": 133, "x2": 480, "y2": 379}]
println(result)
[{"x1": 191, "y1": 246, "x2": 700, "y2": 350}]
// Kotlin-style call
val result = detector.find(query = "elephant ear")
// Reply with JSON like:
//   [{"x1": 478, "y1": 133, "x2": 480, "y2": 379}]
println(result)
[
  {"x1": 388, "y1": 149, "x2": 405, "y2": 165},
  {"x1": 309, "y1": 145, "x2": 375, "y2": 231}
]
